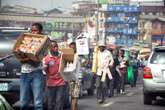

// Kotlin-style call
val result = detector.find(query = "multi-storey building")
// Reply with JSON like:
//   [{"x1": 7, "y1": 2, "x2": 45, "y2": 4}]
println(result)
[
  {"x1": 97, "y1": 0, "x2": 165, "y2": 47},
  {"x1": 0, "y1": 5, "x2": 86, "y2": 41},
  {"x1": 72, "y1": 0, "x2": 97, "y2": 16},
  {"x1": 135, "y1": 0, "x2": 165, "y2": 46},
  {"x1": 98, "y1": 4, "x2": 140, "y2": 47}
]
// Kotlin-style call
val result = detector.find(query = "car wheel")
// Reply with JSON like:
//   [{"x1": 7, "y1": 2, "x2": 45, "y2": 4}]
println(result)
[{"x1": 143, "y1": 93, "x2": 152, "y2": 105}]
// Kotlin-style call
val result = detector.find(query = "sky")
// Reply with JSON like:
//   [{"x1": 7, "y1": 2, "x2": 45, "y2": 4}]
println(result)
[
  {"x1": 1, "y1": 0, "x2": 73, "y2": 11},
  {"x1": 1, "y1": 0, "x2": 163, "y2": 11}
]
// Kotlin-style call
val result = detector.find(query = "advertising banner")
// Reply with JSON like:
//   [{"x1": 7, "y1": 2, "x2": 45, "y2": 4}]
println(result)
[
  {"x1": 99, "y1": 0, "x2": 109, "y2": 4},
  {"x1": 76, "y1": 37, "x2": 89, "y2": 55}
]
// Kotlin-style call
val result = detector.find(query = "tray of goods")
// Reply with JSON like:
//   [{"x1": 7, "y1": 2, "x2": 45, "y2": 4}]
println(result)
[{"x1": 13, "y1": 33, "x2": 50, "y2": 61}]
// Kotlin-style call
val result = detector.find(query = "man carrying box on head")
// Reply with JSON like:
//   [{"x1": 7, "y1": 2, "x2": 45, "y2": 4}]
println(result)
[
  {"x1": 42, "y1": 39, "x2": 66, "y2": 110},
  {"x1": 19, "y1": 23, "x2": 44, "y2": 110}
]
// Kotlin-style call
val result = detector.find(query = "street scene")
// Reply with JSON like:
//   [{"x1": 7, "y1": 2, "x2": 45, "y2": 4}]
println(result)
[
  {"x1": 0, "y1": 0, "x2": 165, "y2": 110},
  {"x1": 77, "y1": 81, "x2": 165, "y2": 110}
]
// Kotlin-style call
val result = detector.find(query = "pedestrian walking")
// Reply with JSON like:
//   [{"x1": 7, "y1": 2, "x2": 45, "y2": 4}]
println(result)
[
  {"x1": 109, "y1": 48, "x2": 120, "y2": 96},
  {"x1": 116, "y1": 49, "x2": 128, "y2": 94},
  {"x1": 19, "y1": 23, "x2": 44, "y2": 110},
  {"x1": 94, "y1": 41, "x2": 114, "y2": 103},
  {"x1": 130, "y1": 51, "x2": 140, "y2": 87},
  {"x1": 113, "y1": 57, "x2": 121, "y2": 95},
  {"x1": 43, "y1": 40, "x2": 66, "y2": 110},
  {"x1": 68, "y1": 42, "x2": 80, "y2": 110}
]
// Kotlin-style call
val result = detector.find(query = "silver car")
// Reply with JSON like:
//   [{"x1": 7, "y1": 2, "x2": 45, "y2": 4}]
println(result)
[{"x1": 143, "y1": 46, "x2": 165, "y2": 105}]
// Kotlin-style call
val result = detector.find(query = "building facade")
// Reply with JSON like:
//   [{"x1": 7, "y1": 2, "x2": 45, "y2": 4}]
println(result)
[
  {"x1": 98, "y1": 4, "x2": 140, "y2": 47},
  {"x1": 138, "y1": 5, "x2": 165, "y2": 46},
  {"x1": 0, "y1": 6, "x2": 86, "y2": 41}
]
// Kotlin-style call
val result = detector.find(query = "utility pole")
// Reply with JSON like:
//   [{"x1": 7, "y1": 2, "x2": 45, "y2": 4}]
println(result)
[{"x1": 96, "y1": 0, "x2": 99, "y2": 42}]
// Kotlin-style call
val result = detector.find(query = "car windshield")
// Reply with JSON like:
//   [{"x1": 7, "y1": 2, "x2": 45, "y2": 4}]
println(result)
[
  {"x1": 150, "y1": 50, "x2": 165, "y2": 64},
  {"x1": 0, "y1": 31, "x2": 24, "y2": 57}
]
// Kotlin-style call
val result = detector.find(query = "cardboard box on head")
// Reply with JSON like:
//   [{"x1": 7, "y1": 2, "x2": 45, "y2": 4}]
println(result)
[
  {"x1": 61, "y1": 48, "x2": 74, "y2": 62},
  {"x1": 59, "y1": 48, "x2": 76, "y2": 81}
]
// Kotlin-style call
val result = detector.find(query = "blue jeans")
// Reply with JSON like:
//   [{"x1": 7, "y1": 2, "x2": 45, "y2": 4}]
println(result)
[{"x1": 20, "y1": 70, "x2": 44, "y2": 110}]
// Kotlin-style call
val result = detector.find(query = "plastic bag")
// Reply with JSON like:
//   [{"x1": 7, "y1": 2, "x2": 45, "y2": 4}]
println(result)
[{"x1": 127, "y1": 66, "x2": 134, "y2": 83}]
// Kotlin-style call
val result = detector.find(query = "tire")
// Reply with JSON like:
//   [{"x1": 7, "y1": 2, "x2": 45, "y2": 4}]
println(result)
[{"x1": 143, "y1": 93, "x2": 152, "y2": 105}]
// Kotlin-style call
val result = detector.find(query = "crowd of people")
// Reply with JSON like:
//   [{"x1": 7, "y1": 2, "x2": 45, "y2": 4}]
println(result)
[
  {"x1": 17, "y1": 23, "x2": 81, "y2": 110},
  {"x1": 16, "y1": 23, "x2": 142, "y2": 110},
  {"x1": 92, "y1": 41, "x2": 142, "y2": 104}
]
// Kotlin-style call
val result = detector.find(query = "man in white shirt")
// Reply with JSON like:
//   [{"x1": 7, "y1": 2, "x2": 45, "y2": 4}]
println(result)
[
  {"x1": 94, "y1": 41, "x2": 114, "y2": 103},
  {"x1": 19, "y1": 23, "x2": 44, "y2": 110}
]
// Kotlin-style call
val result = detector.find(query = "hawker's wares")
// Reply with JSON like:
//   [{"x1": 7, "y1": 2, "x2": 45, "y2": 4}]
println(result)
[{"x1": 13, "y1": 33, "x2": 50, "y2": 61}]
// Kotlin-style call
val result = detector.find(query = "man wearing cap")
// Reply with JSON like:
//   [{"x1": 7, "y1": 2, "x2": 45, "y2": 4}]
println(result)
[{"x1": 94, "y1": 41, "x2": 114, "y2": 103}]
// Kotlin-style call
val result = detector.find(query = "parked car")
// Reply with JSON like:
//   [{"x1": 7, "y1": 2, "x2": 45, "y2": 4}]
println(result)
[
  {"x1": 0, "y1": 27, "x2": 28, "y2": 106},
  {"x1": 0, "y1": 27, "x2": 70, "y2": 109},
  {"x1": 143, "y1": 46, "x2": 165, "y2": 105}
]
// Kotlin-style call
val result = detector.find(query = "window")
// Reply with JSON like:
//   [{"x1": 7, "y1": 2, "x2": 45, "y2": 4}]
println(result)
[
  {"x1": 150, "y1": 50, "x2": 165, "y2": 64},
  {"x1": 0, "y1": 31, "x2": 27, "y2": 57}
]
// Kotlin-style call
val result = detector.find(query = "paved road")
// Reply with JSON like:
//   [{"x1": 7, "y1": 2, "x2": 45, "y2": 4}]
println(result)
[
  {"x1": 76, "y1": 69, "x2": 165, "y2": 110},
  {"x1": 76, "y1": 83, "x2": 165, "y2": 110},
  {"x1": 12, "y1": 69, "x2": 165, "y2": 110}
]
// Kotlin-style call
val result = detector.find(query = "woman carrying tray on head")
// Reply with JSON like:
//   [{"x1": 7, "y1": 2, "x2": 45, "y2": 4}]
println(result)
[
  {"x1": 19, "y1": 23, "x2": 44, "y2": 110},
  {"x1": 61, "y1": 42, "x2": 80, "y2": 110}
]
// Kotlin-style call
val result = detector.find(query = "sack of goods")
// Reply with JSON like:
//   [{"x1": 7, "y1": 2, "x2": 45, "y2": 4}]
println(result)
[{"x1": 13, "y1": 33, "x2": 50, "y2": 61}]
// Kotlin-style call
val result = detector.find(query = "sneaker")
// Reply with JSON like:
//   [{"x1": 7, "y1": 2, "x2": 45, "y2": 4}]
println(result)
[
  {"x1": 121, "y1": 91, "x2": 126, "y2": 95},
  {"x1": 120, "y1": 90, "x2": 123, "y2": 94},
  {"x1": 97, "y1": 99, "x2": 104, "y2": 104}
]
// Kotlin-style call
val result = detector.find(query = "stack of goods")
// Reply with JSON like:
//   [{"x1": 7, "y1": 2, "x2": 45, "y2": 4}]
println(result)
[{"x1": 13, "y1": 33, "x2": 50, "y2": 61}]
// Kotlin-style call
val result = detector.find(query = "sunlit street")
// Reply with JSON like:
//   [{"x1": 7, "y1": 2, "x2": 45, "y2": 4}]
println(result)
[{"x1": 0, "y1": 0, "x2": 165, "y2": 110}]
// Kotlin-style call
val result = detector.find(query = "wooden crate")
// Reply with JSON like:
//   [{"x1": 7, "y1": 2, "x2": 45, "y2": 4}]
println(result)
[{"x1": 13, "y1": 33, "x2": 50, "y2": 61}]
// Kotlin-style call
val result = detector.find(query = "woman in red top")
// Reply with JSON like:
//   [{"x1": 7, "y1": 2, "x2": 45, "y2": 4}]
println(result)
[{"x1": 43, "y1": 40, "x2": 65, "y2": 110}]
